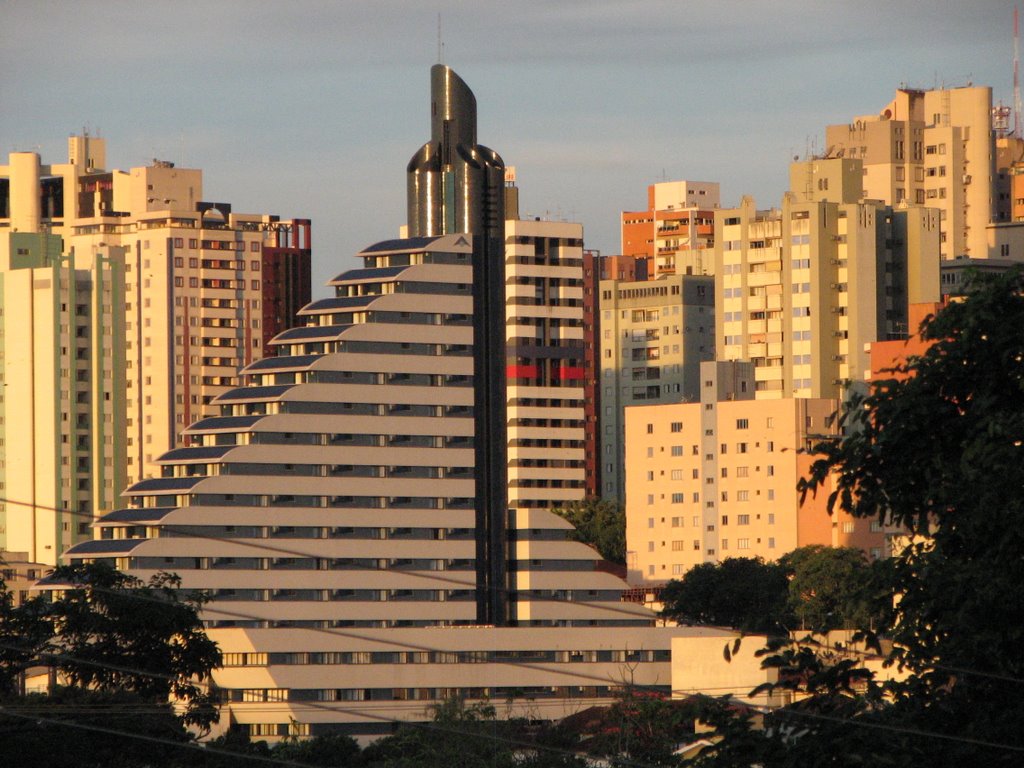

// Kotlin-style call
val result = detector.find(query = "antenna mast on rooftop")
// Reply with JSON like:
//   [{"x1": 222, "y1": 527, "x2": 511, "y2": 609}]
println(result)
[
  {"x1": 1015, "y1": 5, "x2": 1022, "y2": 137},
  {"x1": 437, "y1": 14, "x2": 444, "y2": 64}
]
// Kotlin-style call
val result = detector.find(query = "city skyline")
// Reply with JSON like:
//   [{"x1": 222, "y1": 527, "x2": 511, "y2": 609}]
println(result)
[{"x1": 0, "y1": 0, "x2": 1009, "y2": 293}]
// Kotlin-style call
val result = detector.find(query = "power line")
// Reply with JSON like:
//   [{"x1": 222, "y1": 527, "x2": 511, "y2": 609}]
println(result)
[
  {"x1": 8, "y1": 500, "x2": 1024, "y2": 757},
  {"x1": 5, "y1": 639, "x2": 1024, "y2": 761},
  {"x1": 774, "y1": 707, "x2": 1024, "y2": 755},
  {"x1": 9, "y1": 492, "x2": 1024, "y2": 696},
  {"x1": 2, "y1": 494, "x2": 657, "y2": 624},
  {"x1": 0, "y1": 706, "x2": 312, "y2": 767},
  {"x1": 0, "y1": 641, "x2": 686, "y2": 768}
]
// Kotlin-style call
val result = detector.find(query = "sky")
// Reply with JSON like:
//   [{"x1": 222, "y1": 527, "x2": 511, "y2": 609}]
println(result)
[{"x1": 0, "y1": 0, "x2": 1012, "y2": 295}]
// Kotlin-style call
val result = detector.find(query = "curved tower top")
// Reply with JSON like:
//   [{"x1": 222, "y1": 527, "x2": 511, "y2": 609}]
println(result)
[
  {"x1": 407, "y1": 65, "x2": 504, "y2": 240},
  {"x1": 431, "y1": 64, "x2": 477, "y2": 151}
]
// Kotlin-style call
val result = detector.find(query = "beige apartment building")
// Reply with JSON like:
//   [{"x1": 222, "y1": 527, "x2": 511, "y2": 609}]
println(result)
[
  {"x1": 716, "y1": 157, "x2": 940, "y2": 399},
  {"x1": 506, "y1": 218, "x2": 587, "y2": 520},
  {"x1": 597, "y1": 274, "x2": 715, "y2": 500},
  {"x1": 624, "y1": 362, "x2": 885, "y2": 585},
  {"x1": 824, "y1": 85, "x2": 994, "y2": 260},
  {"x1": 0, "y1": 232, "x2": 126, "y2": 564},
  {"x1": 0, "y1": 138, "x2": 310, "y2": 562}
]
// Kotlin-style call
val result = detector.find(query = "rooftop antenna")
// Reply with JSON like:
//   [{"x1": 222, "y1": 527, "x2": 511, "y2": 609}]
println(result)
[
  {"x1": 1015, "y1": 5, "x2": 1022, "y2": 137},
  {"x1": 437, "y1": 14, "x2": 444, "y2": 64}
]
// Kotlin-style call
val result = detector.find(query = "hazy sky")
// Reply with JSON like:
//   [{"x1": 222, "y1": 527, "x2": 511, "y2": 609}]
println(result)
[{"x1": 1, "y1": 0, "x2": 1011, "y2": 294}]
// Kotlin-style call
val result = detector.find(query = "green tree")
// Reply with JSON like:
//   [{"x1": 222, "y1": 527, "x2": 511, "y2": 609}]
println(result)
[
  {"x1": 0, "y1": 575, "x2": 50, "y2": 697},
  {"x1": 45, "y1": 562, "x2": 221, "y2": 732},
  {"x1": 554, "y1": 498, "x2": 626, "y2": 565},
  {"x1": 581, "y1": 688, "x2": 698, "y2": 767},
  {"x1": 272, "y1": 730, "x2": 362, "y2": 766},
  {"x1": 0, "y1": 562, "x2": 224, "y2": 768},
  {"x1": 361, "y1": 699, "x2": 515, "y2": 768},
  {"x1": 659, "y1": 557, "x2": 790, "y2": 634},
  {"x1": 0, "y1": 688, "x2": 198, "y2": 768},
  {"x1": 778, "y1": 545, "x2": 890, "y2": 632},
  {"x1": 360, "y1": 698, "x2": 588, "y2": 768},
  {"x1": 691, "y1": 268, "x2": 1024, "y2": 765}
]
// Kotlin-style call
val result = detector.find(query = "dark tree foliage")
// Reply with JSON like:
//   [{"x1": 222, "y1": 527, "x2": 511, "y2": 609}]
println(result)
[
  {"x1": 690, "y1": 268, "x2": 1024, "y2": 766},
  {"x1": 554, "y1": 498, "x2": 627, "y2": 565},
  {"x1": 360, "y1": 698, "x2": 588, "y2": 768},
  {"x1": 579, "y1": 689, "x2": 700, "y2": 767},
  {"x1": 659, "y1": 557, "x2": 791, "y2": 634},
  {"x1": 0, "y1": 574, "x2": 51, "y2": 697},
  {"x1": 778, "y1": 545, "x2": 892, "y2": 632},
  {"x1": 0, "y1": 562, "x2": 223, "y2": 767},
  {"x1": 0, "y1": 688, "x2": 197, "y2": 768},
  {"x1": 45, "y1": 562, "x2": 222, "y2": 731},
  {"x1": 271, "y1": 731, "x2": 362, "y2": 766},
  {"x1": 659, "y1": 549, "x2": 888, "y2": 635}
]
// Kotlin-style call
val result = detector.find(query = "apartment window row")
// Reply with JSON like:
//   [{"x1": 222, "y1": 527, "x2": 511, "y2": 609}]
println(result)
[
  {"x1": 293, "y1": 684, "x2": 635, "y2": 704},
  {"x1": 130, "y1": 493, "x2": 476, "y2": 511},
  {"x1": 218, "y1": 400, "x2": 473, "y2": 419},
  {"x1": 127, "y1": 555, "x2": 476, "y2": 572},
  {"x1": 204, "y1": 587, "x2": 474, "y2": 603},
  {"x1": 152, "y1": 524, "x2": 476, "y2": 541},
  {"x1": 224, "y1": 648, "x2": 669, "y2": 667}
]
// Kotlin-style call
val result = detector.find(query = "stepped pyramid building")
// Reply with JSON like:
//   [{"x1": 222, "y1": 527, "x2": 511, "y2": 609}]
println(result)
[{"x1": 65, "y1": 66, "x2": 719, "y2": 740}]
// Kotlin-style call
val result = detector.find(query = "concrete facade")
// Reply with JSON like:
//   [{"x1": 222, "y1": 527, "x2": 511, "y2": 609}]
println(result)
[
  {"x1": 624, "y1": 362, "x2": 884, "y2": 584},
  {"x1": 621, "y1": 181, "x2": 719, "y2": 278},
  {"x1": 715, "y1": 159, "x2": 940, "y2": 399},
  {"x1": 0, "y1": 232, "x2": 126, "y2": 564},
  {"x1": 597, "y1": 275, "x2": 715, "y2": 501},
  {"x1": 0, "y1": 140, "x2": 311, "y2": 487},
  {"x1": 64, "y1": 234, "x2": 698, "y2": 739},
  {"x1": 824, "y1": 85, "x2": 994, "y2": 260}
]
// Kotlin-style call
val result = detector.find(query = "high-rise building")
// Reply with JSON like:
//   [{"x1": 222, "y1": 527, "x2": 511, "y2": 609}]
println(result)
[
  {"x1": 581, "y1": 250, "x2": 602, "y2": 498},
  {"x1": 824, "y1": 85, "x2": 994, "y2": 260},
  {"x1": 0, "y1": 232, "x2": 125, "y2": 564},
  {"x1": 1, "y1": 141, "x2": 311, "y2": 561},
  {"x1": 597, "y1": 274, "x2": 715, "y2": 500},
  {"x1": 621, "y1": 180, "x2": 719, "y2": 277},
  {"x1": 624, "y1": 361, "x2": 884, "y2": 583},
  {"x1": 62, "y1": 65, "x2": 715, "y2": 741},
  {"x1": 505, "y1": 217, "x2": 587, "y2": 530},
  {"x1": 715, "y1": 158, "x2": 940, "y2": 399},
  {"x1": 408, "y1": 64, "x2": 509, "y2": 622},
  {"x1": 0, "y1": 144, "x2": 311, "y2": 485}
]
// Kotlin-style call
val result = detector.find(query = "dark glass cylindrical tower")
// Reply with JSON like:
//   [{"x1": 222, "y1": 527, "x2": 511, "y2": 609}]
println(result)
[{"x1": 407, "y1": 65, "x2": 509, "y2": 626}]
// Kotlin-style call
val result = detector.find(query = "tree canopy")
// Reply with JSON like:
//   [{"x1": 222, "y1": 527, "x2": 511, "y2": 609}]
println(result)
[
  {"x1": 659, "y1": 548, "x2": 889, "y2": 635},
  {"x1": 0, "y1": 562, "x2": 222, "y2": 767},
  {"x1": 660, "y1": 557, "x2": 790, "y2": 634},
  {"x1": 554, "y1": 498, "x2": 626, "y2": 565},
  {"x1": 690, "y1": 267, "x2": 1024, "y2": 765}
]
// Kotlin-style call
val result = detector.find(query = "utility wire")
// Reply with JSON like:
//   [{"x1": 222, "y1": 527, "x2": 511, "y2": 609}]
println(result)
[
  {"x1": 16, "y1": 493, "x2": 1024, "y2": 691},
  {"x1": 774, "y1": 707, "x2": 1024, "y2": 754},
  {"x1": 1, "y1": 494, "x2": 657, "y2": 624},
  {"x1": 8, "y1": 492, "x2": 1024, "y2": 695},
  {"x1": 5, "y1": 643, "x2": 1024, "y2": 761},
  {"x1": 7, "y1": 500, "x2": 1024, "y2": 757},
  {"x1": 0, "y1": 644, "x2": 685, "y2": 768},
  {"x1": 0, "y1": 706, "x2": 313, "y2": 767}
]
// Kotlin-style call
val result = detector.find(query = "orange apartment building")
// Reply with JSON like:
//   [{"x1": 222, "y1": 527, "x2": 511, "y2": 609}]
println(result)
[
  {"x1": 624, "y1": 361, "x2": 886, "y2": 585},
  {"x1": 621, "y1": 180, "x2": 719, "y2": 278}
]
